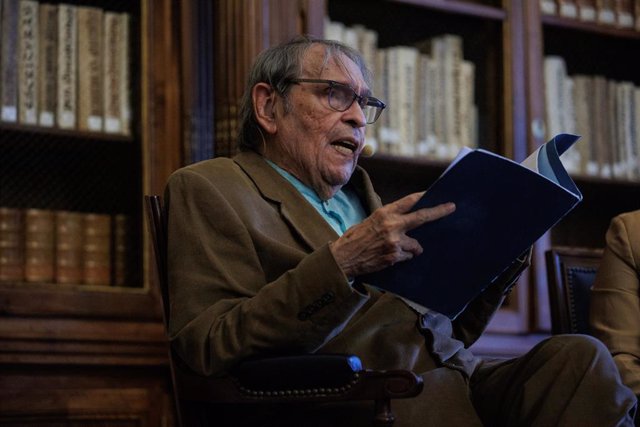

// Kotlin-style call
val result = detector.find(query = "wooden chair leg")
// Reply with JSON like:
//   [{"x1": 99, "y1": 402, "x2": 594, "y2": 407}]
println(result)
[{"x1": 374, "y1": 398, "x2": 395, "y2": 427}]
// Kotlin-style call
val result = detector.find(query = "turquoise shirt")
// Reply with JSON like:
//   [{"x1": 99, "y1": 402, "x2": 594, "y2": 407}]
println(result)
[{"x1": 267, "y1": 160, "x2": 366, "y2": 236}]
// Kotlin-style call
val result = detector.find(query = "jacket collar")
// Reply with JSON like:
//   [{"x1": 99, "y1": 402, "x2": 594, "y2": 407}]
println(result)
[{"x1": 233, "y1": 150, "x2": 380, "y2": 251}]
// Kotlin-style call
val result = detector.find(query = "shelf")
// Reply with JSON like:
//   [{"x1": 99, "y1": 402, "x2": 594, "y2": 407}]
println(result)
[
  {"x1": 542, "y1": 14, "x2": 640, "y2": 39},
  {"x1": 0, "y1": 122, "x2": 134, "y2": 142},
  {"x1": 389, "y1": 0, "x2": 506, "y2": 21}
]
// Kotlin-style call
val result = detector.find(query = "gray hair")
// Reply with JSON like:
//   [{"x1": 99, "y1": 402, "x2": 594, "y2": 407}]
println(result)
[{"x1": 237, "y1": 35, "x2": 371, "y2": 152}]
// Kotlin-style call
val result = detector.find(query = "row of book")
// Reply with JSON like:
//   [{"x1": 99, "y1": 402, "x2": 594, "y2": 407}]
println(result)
[
  {"x1": 0, "y1": 0, "x2": 131, "y2": 134},
  {"x1": 0, "y1": 208, "x2": 133, "y2": 286},
  {"x1": 213, "y1": 0, "x2": 308, "y2": 158},
  {"x1": 325, "y1": 20, "x2": 478, "y2": 160},
  {"x1": 541, "y1": 0, "x2": 640, "y2": 30},
  {"x1": 544, "y1": 55, "x2": 640, "y2": 181}
]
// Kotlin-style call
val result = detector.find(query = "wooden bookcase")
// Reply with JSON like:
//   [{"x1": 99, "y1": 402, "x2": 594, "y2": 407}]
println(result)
[
  {"x1": 0, "y1": 0, "x2": 182, "y2": 424},
  {"x1": 523, "y1": 1, "x2": 640, "y2": 331}
]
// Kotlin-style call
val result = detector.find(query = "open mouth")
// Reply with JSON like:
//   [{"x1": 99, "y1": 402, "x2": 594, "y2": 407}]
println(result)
[{"x1": 331, "y1": 140, "x2": 358, "y2": 155}]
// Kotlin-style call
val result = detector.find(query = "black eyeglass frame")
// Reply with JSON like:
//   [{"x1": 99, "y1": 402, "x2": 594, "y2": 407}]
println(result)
[{"x1": 286, "y1": 78, "x2": 386, "y2": 124}]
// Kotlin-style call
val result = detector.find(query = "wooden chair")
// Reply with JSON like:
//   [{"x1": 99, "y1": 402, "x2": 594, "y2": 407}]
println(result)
[
  {"x1": 144, "y1": 195, "x2": 423, "y2": 427},
  {"x1": 545, "y1": 246, "x2": 603, "y2": 335}
]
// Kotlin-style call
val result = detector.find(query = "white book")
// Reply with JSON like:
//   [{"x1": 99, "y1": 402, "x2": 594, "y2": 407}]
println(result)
[
  {"x1": 18, "y1": 0, "x2": 39, "y2": 125},
  {"x1": 572, "y1": 75, "x2": 593, "y2": 176},
  {"x1": 38, "y1": 3, "x2": 57, "y2": 127},
  {"x1": 395, "y1": 46, "x2": 419, "y2": 156},
  {"x1": 1, "y1": 0, "x2": 20, "y2": 123},
  {"x1": 119, "y1": 12, "x2": 131, "y2": 135},
  {"x1": 77, "y1": 6, "x2": 104, "y2": 132},
  {"x1": 544, "y1": 56, "x2": 568, "y2": 141},
  {"x1": 103, "y1": 11, "x2": 122, "y2": 134},
  {"x1": 56, "y1": 3, "x2": 77, "y2": 129}
]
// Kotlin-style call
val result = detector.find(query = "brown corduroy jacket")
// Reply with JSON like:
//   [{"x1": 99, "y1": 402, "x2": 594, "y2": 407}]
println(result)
[
  {"x1": 164, "y1": 150, "x2": 524, "y2": 379},
  {"x1": 591, "y1": 210, "x2": 640, "y2": 396}
]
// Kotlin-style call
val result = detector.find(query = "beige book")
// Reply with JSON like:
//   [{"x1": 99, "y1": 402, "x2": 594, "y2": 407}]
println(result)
[
  {"x1": 374, "y1": 48, "x2": 387, "y2": 154},
  {"x1": 572, "y1": 75, "x2": 593, "y2": 176},
  {"x1": 82, "y1": 213, "x2": 111, "y2": 286},
  {"x1": 55, "y1": 211, "x2": 83, "y2": 284},
  {"x1": 113, "y1": 214, "x2": 129, "y2": 286},
  {"x1": 459, "y1": 60, "x2": 476, "y2": 150},
  {"x1": 597, "y1": 0, "x2": 617, "y2": 24},
  {"x1": 56, "y1": 3, "x2": 77, "y2": 129},
  {"x1": 119, "y1": 13, "x2": 131, "y2": 136},
  {"x1": 577, "y1": 0, "x2": 598, "y2": 20},
  {"x1": 103, "y1": 11, "x2": 122, "y2": 134},
  {"x1": 0, "y1": 207, "x2": 24, "y2": 283},
  {"x1": 540, "y1": 0, "x2": 558, "y2": 14},
  {"x1": 615, "y1": 0, "x2": 634, "y2": 27},
  {"x1": 416, "y1": 54, "x2": 434, "y2": 157},
  {"x1": 18, "y1": 0, "x2": 39, "y2": 125},
  {"x1": 606, "y1": 80, "x2": 618, "y2": 179},
  {"x1": 38, "y1": 3, "x2": 57, "y2": 127},
  {"x1": 543, "y1": 56, "x2": 568, "y2": 140},
  {"x1": 441, "y1": 34, "x2": 463, "y2": 159},
  {"x1": 1, "y1": 0, "x2": 20, "y2": 122},
  {"x1": 379, "y1": 47, "x2": 401, "y2": 155},
  {"x1": 395, "y1": 46, "x2": 419, "y2": 156},
  {"x1": 559, "y1": 0, "x2": 579, "y2": 17},
  {"x1": 77, "y1": 6, "x2": 103, "y2": 132},
  {"x1": 24, "y1": 209, "x2": 55, "y2": 283}
]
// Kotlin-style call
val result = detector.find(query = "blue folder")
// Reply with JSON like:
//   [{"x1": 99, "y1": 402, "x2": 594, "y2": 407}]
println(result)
[{"x1": 362, "y1": 134, "x2": 583, "y2": 319}]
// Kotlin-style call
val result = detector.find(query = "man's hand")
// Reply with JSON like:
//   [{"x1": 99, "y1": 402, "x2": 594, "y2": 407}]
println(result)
[{"x1": 329, "y1": 192, "x2": 456, "y2": 278}]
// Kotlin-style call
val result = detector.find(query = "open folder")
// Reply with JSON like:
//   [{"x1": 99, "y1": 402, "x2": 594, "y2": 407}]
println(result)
[{"x1": 361, "y1": 133, "x2": 583, "y2": 319}]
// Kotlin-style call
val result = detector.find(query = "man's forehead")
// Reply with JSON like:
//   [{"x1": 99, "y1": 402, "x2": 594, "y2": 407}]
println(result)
[{"x1": 302, "y1": 45, "x2": 366, "y2": 86}]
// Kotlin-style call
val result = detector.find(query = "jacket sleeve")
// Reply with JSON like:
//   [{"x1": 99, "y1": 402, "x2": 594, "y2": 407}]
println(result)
[
  {"x1": 452, "y1": 248, "x2": 531, "y2": 346},
  {"x1": 590, "y1": 213, "x2": 640, "y2": 395},
  {"x1": 165, "y1": 168, "x2": 369, "y2": 376}
]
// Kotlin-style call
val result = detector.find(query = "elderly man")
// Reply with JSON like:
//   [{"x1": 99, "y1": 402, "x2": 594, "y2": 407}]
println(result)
[{"x1": 165, "y1": 36, "x2": 636, "y2": 426}]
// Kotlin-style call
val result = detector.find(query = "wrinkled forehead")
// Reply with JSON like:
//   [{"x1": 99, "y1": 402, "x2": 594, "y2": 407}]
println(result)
[{"x1": 302, "y1": 44, "x2": 369, "y2": 89}]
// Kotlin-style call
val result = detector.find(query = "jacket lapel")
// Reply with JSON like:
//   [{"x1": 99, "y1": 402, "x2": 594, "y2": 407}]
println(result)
[
  {"x1": 234, "y1": 151, "x2": 338, "y2": 251},
  {"x1": 234, "y1": 150, "x2": 383, "y2": 251}
]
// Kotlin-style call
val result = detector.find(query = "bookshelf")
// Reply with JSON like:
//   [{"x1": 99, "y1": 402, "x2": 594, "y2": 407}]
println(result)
[
  {"x1": 0, "y1": 0, "x2": 182, "y2": 424},
  {"x1": 318, "y1": 0, "x2": 532, "y2": 335},
  {"x1": 524, "y1": 0, "x2": 640, "y2": 330}
]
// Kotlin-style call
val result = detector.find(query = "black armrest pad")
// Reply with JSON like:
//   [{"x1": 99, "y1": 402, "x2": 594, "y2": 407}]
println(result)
[{"x1": 230, "y1": 354, "x2": 363, "y2": 391}]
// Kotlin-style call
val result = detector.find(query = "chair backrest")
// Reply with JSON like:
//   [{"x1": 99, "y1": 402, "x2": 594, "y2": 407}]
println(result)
[
  {"x1": 145, "y1": 195, "x2": 170, "y2": 327},
  {"x1": 545, "y1": 246, "x2": 603, "y2": 335}
]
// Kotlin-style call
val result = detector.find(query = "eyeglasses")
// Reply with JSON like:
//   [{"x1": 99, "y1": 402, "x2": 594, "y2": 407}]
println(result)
[{"x1": 287, "y1": 78, "x2": 386, "y2": 124}]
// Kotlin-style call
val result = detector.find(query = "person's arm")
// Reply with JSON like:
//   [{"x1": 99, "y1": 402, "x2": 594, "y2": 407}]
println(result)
[
  {"x1": 165, "y1": 168, "x2": 369, "y2": 376},
  {"x1": 591, "y1": 213, "x2": 640, "y2": 396}
]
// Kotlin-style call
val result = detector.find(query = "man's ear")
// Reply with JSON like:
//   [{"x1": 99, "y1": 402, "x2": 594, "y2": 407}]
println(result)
[{"x1": 253, "y1": 83, "x2": 278, "y2": 134}]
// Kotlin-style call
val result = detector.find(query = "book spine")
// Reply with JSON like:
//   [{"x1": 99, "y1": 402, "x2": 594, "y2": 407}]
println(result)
[
  {"x1": 615, "y1": 0, "x2": 634, "y2": 27},
  {"x1": 103, "y1": 11, "x2": 122, "y2": 134},
  {"x1": 119, "y1": 13, "x2": 131, "y2": 136},
  {"x1": 597, "y1": 0, "x2": 617, "y2": 24},
  {"x1": 82, "y1": 213, "x2": 111, "y2": 286},
  {"x1": 577, "y1": 0, "x2": 598, "y2": 21},
  {"x1": 540, "y1": 0, "x2": 558, "y2": 14},
  {"x1": 559, "y1": 0, "x2": 579, "y2": 17},
  {"x1": 113, "y1": 214, "x2": 129, "y2": 286},
  {"x1": 56, "y1": 3, "x2": 77, "y2": 129},
  {"x1": 55, "y1": 210, "x2": 83, "y2": 284},
  {"x1": 18, "y1": 0, "x2": 39, "y2": 125},
  {"x1": 0, "y1": 207, "x2": 24, "y2": 283},
  {"x1": 1, "y1": 0, "x2": 20, "y2": 123},
  {"x1": 38, "y1": 3, "x2": 57, "y2": 127},
  {"x1": 24, "y1": 209, "x2": 55, "y2": 283},
  {"x1": 77, "y1": 6, "x2": 104, "y2": 132}
]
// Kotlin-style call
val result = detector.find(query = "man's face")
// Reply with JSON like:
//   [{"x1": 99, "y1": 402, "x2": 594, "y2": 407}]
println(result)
[{"x1": 268, "y1": 45, "x2": 369, "y2": 200}]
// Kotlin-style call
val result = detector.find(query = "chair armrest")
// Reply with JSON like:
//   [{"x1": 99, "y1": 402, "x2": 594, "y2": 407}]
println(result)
[{"x1": 174, "y1": 353, "x2": 423, "y2": 404}]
